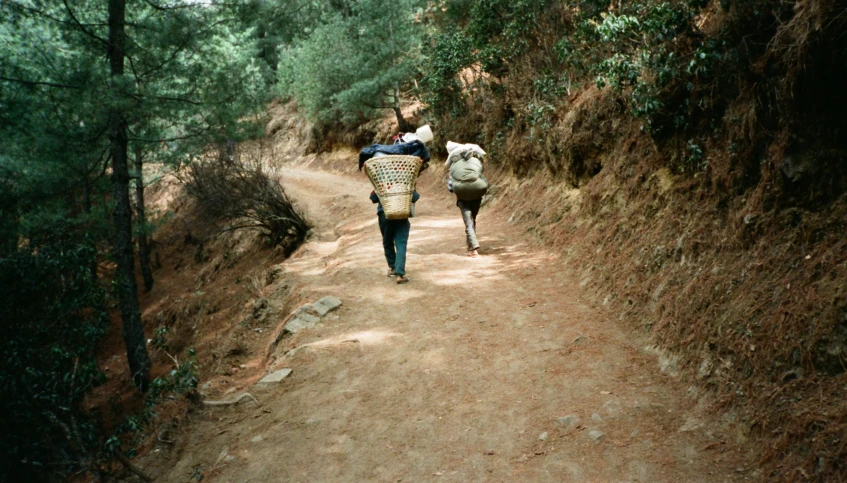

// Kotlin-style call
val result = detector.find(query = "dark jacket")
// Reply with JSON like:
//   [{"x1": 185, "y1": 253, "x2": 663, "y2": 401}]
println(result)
[{"x1": 359, "y1": 141, "x2": 431, "y2": 171}]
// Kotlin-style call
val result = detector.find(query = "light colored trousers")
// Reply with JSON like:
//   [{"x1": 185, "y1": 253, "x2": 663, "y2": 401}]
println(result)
[{"x1": 457, "y1": 199, "x2": 481, "y2": 251}]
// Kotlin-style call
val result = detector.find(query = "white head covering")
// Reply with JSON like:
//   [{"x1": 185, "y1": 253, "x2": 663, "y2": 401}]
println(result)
[
  {"x1": 402, "y1": 125, "x2": 434, "y2": 144},
  {"x1": 444, "y1": 141, "x2": 486, "y2": 166}
]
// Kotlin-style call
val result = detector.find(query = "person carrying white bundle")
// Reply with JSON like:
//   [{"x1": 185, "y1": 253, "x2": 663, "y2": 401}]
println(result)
[{"x1": 445, "y1": 141, "x2": 489, "y2": 258}]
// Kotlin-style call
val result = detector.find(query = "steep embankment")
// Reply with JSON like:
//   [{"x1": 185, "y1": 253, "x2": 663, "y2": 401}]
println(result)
[
  {"x1": 425, "y1": 66, "x2": 847, "y2": 483},
  {"x1": 468, "y1": 83, "x2": 847, "y2": 481},
  {"x1": 413, "y1": 3, "x2": 847, "y2": 477}
]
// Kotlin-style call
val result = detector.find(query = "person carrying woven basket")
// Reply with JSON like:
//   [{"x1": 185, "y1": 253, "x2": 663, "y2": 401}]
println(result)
[
  {"x1": 445, "y1": 141, "x2": 489, "y2": 258},
  {"x1": 370, "y1": 189, "x2": 420, "y2": 284},
  {"x1": 358, "y1": 125, "x2": 433, "y2": 172},
  {"x1": 361, "y1": 126, "x2": 433, "y2": 284}
]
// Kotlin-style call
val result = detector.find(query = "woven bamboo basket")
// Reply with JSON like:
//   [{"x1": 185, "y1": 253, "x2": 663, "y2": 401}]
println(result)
[{"x1": 364, "y1": 155, "x2": 423, "y2": 220}]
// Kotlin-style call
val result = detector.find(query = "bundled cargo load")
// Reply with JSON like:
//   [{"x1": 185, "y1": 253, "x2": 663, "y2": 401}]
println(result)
[
  {"x1": 358, "y1": 125, "x2": 433, "y2": 171},
  {"x1": 445, "y1": 142, "x2": 488, "y2": 201}
]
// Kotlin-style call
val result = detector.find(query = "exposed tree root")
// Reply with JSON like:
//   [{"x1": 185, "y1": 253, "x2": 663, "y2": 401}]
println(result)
[{"x1": 115, "y1": 452, "x2": 154, "y2": 482}]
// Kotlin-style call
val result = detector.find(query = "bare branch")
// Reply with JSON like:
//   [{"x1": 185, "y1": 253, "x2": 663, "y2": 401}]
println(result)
[
  {"x1": 114, "y1": 452, "x2": 154, "y2": 482},
  {"x1": 0, "y1": 76, "x2": 80, "y2": 90},
  {"x1": 142, "y1": 0, "x2": 209, "y2": 11},
  {"x1": 61, "y1": 0, "x2": 109, "y2": 47}
]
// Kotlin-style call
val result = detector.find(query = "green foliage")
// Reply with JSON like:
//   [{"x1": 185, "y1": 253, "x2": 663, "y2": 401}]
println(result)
[
  {"x1": 278, "y1": 0, "x2": 426, "y2": 125},
  {"x1": 533, "y1": 72, "x2": 570, "y2": 100},
  {"x1": 153, "y1": 326, "x2": 171, "y2": 350},
  {"x1": 418, "y1": 0, "x2": 725, "y2": 142},
  {"x1": 0, "y1": 1, "x2": 275, "y2": 476},
  {"x1": 1, "y1": 0, "x2": 272, "y2": 189},
  {"x1": 0, "y1": 244, "x2": 107, "y2": 480},
  {"x1": 418, "y1": 28, "x2": 474, "y2": 117},
  {"x1": 236, "y1": 0, "x2": 340, "y2": 76},
  {"x1": 419, "y1": 0, "x2": 573, "y2": 134},
  {"x1": 548, "y1": 1, "x2": 725, "y2": 134},
  {"x1": 586, "y1": 3, "x2": 701, "y2": 129},
  {"x1": 685, "y1": 139, "x2": 706, "y2": 172},
  {"x1": 108, "y1": 347, "x2": 199, "y2": 457},
  {"x1": 277, "y1": 14, "x2": 354, "y2": 121},
  {"x1": 149, "y1": 350, "x2": 199, "y2": 400},
  {"x1": 466, "y1": 0, "x2": 553, "y2": 74}
]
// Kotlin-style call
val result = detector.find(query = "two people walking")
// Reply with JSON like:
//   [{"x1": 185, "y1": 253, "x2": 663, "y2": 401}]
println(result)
[{"x1": 362, "y1": 128, "x2": 489, "y2": 284}]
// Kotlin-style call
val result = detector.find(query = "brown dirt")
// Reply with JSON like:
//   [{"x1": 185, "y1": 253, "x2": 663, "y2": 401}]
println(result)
[
  {"x1": 134, "y1": 157, "x2": 761, "y2": 482},
  {"x1": 85, "y1": 171, "x2": 298, "y2": 446}
]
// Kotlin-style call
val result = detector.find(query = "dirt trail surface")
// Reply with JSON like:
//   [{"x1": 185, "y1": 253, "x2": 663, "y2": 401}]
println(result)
[{"x1": 152, "y1": 162, "x2": 758, "y2": 482}]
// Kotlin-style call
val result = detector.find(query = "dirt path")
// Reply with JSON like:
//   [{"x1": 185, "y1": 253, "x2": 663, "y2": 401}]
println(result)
[{"x1": 154, "y1": 163, "x2": 758, "y2": 482}]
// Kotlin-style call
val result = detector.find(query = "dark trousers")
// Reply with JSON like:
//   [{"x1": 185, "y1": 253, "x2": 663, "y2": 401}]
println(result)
[
  {"x1": 457, "y1": 199, "x2": 481, "y2": 250},
  {"x1": 378, "y1": 212, "x2": 410, "y2": 276}
]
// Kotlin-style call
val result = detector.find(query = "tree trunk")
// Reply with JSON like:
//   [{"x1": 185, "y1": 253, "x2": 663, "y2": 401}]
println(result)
[
  {"x1": 82, "y1": 180, "x2": 98, "y2": 278},
  {"x1": 109, "y1": 0, "x2": 151, "y2": 392},
  {"x1": 393, "y1": 83, "x2": 412, "y2": 133},
  {"x1": 134, "y1": 148, "x2": 154, "y2": 292}
]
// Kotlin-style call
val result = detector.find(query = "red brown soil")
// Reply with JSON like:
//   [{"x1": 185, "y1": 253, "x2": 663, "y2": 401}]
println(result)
[
  {"x1": 86, "y1": 173, "x2": 296, "y2": 441},
  {"x1": 124, "y1": 155, "x2": 761, "y2": 482}
]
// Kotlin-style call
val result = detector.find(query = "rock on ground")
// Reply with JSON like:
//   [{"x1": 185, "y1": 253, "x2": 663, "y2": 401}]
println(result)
[
  {"x1": 258, "y1": 368, "x2": 293, "y2": 384},
  {"x1": 284, "y1": 313, "x2": 320, "y2": 334},
  {"x1": 312, "y1": 296, "x2": 342, "y2": 316},
  {"x1": 556, "y1": 415, "x2": 580, "y2": 428}
]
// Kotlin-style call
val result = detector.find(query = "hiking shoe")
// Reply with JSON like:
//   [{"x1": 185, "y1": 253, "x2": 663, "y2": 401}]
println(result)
[
  {"x1": 396, "y1": 275, "x2": 409, "y2": 284},
  {"x1": 387, "y1": 268, "x2": 396, "y2": 277},
  {"x1": 468, "y1": 249, "x2": 479, "y2": 258}
]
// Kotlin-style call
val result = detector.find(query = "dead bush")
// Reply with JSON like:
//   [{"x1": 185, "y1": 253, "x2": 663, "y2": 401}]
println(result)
[{"x1": 180, "y1": 146, "x2": 310, "y2": 256}]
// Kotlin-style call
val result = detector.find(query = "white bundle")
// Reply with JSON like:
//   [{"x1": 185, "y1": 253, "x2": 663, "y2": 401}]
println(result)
[{"x1": 445, "y1": 141, "x2": 487, "y2": 167}]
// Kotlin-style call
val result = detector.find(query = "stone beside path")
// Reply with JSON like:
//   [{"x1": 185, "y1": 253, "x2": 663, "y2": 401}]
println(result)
[
  {"x1": 311, "y1": 296, "x2": 342, "y2": 317},
  {"x1": 283, "y1": 311, "x2": 320, "y2": 334},
  {"x1": 258, "y1": 368, "x2": 293, "y2": 384},
  {"x1": 283, "y1": 296, "x2": 343, "y2": 334}
]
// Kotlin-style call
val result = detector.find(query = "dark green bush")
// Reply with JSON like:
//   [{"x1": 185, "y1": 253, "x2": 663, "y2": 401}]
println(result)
[
  {"x1": 418, "y1": 28, "x2": 475, "y2": 117},
  {"x1": 0, "y1": 243, "x2": 107, "y2": 481},
  {"x1": 420, "y1": 0, "x2": 723, "y2": 140}
]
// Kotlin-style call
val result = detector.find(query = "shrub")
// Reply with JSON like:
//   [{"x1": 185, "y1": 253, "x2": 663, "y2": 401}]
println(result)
[
  {"x1": 0, "y1": 243, "x2": 107, "y2": 480},
  {"x1": 181, "y1": 146, "x2": 310, "y2": 256},
  {"x1": 418, "y1": 28, "x2": 475, "y2": 118}
]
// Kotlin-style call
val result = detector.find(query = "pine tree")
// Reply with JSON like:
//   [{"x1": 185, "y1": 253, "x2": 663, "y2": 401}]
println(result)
[
  {"x1": 3, "y1": 0, "x2": 269, "y2": 385},
  {"x1": 278, "y1": 0, "x2": 426, "y2": 127}
]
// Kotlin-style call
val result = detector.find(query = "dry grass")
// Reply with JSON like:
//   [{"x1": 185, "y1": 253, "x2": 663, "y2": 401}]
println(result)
[{"x1": 489, "y1": 89, "x2": 847, "y2": 479}]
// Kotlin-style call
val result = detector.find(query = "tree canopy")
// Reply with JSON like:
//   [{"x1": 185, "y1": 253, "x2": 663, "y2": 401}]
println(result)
[{"x1": 277, "y1": 0, "x2": 427, "y2": 126}]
